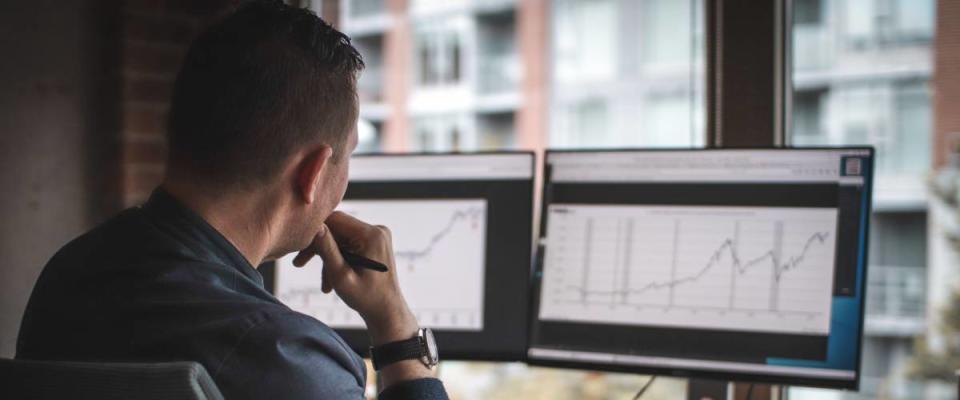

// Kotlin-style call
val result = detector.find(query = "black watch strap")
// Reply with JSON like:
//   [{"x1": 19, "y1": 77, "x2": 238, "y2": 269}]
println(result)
[{"x1": 370, "y1": 336, "x2": 424, "y2": 371}]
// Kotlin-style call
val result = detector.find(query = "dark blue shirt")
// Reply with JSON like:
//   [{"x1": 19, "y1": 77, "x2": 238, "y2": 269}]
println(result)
[{"x1": 16, "y1": 189, "x2": 448, "y2": 400}]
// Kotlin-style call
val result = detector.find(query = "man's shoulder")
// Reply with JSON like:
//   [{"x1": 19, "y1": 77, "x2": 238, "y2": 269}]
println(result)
[{"x1": 48, "y1": 207, "x2": 179, "y2": 269}]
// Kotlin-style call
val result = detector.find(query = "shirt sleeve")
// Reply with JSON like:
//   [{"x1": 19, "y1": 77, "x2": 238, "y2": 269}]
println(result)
[
  {"x1": 379, "y1": 378, "x2": 450, "y2": 400},
  {"x1": 212, "y1": 313, "x2": 368, "y2": 400}
]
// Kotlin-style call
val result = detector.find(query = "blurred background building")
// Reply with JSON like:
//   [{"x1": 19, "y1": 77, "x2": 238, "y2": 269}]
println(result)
[
  {"x1": 790, "y1": 0, "x2": 934, "y2": 398},
  {"x1": 334, "y1": 0, "x2": 942, "y2": 398}
]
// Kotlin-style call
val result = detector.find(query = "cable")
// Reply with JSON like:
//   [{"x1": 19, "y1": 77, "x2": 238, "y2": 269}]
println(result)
[
  {"x1": 632, "y1": 376, "x2": 657, "y2": 400},
  {"x1": 745, "y1": 383, "x2": 755, "y2": 400}
]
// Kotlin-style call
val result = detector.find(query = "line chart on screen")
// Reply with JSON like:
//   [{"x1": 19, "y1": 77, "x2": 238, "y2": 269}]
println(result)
[
  {"x1": 275, "y1": 199, "x2": 488, "y2": 331},
  {"x1": 538, "y1": 205, "x2": 838, "y2": 335}
]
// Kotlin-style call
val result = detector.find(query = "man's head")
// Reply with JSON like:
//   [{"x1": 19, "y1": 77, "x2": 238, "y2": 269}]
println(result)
[{"x1": 166, "y1": 0, "x2": 363, "y2": 258}]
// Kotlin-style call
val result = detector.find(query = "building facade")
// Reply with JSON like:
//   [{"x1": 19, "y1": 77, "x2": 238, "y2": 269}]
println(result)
[{"x1": 333, "y1": 0, "x2": 938, "y2": 398}]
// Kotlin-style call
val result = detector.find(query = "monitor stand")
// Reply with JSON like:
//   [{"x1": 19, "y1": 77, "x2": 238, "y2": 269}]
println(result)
[{"x1": 688, "y1": 379, "x2": 781, "y2": 400}]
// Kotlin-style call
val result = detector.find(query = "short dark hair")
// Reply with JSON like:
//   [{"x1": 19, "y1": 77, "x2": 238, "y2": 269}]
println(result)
[{"x1": 167, "y1": 0, "x2": 364, "y2": 188}]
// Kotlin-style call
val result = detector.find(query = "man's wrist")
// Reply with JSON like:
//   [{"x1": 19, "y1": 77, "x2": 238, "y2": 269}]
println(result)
[{"x1": 366, "y1": 307, "x2": 419, "y2": 346}]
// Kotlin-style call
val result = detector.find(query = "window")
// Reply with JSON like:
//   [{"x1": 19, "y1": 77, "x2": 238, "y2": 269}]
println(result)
[
  {"x1": 551, "y1": 0, "x2": 704, "y2": 149},
  {"x1": 476, "y1": 10, "x2": 518, "y2": 94},
  {"x1": 794, "y1": 0, "x2": 823, "y2": 26},
  {"x1": 415, "y1": 21, "x2": 463, "y2": 87},
  {"x1": 792, "y1": 89, "x2": 825, "y2": 139},
  {"x1": 894, "y1": 0, "x2": 934, "y2": 41},
  {"x1": 790, "y1": 0, "x2": 935, "y2": 398},
  {"x1": 347, "y1": 0, "x2": 385, "y2": 18},
  {"x1": 413, "y1": 115, "x2": 464, "y2": 152},
  {"x1": 640, "y1": 0, "x2": 695, "y2": 68},
  {"x1": 553, "y1": 0, "x2": 618, "y2": 85},
  {"x1": 354, "y1": 36, "x2": 385, "y2": 103},
  {"x1": 841, "y1": 0, "x2": 936, "y2": 50},
  {"x1": 890, "y1": 81, "x2": 932, "y2": 175}
]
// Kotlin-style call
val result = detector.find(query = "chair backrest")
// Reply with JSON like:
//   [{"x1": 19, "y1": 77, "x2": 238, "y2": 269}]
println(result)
[{"x1": 0, "y1": 358, "x2": 224, "y2": 400}]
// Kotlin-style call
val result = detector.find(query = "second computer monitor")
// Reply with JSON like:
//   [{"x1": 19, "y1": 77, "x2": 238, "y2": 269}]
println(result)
[
  {"x1": 528, "y1": 148, "x2": 874, "y2": 389},
  {"x1": 274, "y1": 152, "x2": 535, "y2": 361}
]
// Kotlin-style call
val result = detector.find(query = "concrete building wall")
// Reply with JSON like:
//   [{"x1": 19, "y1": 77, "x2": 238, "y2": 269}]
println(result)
[
  {"x1": 0, "y1": 1, "x2": 120, "y2": 358},
  {"x1": 0, "y1": 0, "x2": 243, "y2": 359}
]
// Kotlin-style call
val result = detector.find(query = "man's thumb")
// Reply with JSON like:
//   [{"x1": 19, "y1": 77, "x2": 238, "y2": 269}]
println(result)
[{"x1": 315, "y1": 224, "x2": 351, "y2": 290}]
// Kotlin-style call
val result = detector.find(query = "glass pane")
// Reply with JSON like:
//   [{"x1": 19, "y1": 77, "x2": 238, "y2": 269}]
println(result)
[
  {"x1": 789, "y1": 0, "x2": 936, "y2": 398},
  {"x1": 342, "y1": 0, "x2": 704, "y2": 397},
  {"x1": 348, "y1": 0, "x2": 385, "y2": 18},
  {"x1": 551, "y1": 0, "x2": 704, "y2": 149}
]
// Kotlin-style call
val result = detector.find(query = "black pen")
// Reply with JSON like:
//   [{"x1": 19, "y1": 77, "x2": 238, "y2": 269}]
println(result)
[{"x1": 338, "y1": 247, "x2": 389, "y2": 272}]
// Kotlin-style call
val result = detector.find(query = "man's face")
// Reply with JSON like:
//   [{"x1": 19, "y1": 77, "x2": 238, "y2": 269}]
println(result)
[
  {"x1": 274, "y1": 122, "x2": 359, "y2": 261},
  {"x1": 323, "y1": 124, "x2": 359, "y2": 214}
]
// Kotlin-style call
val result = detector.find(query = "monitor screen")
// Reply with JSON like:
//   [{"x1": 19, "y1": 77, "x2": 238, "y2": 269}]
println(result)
[
  {"x1": 274, "y1": 152, "x2": 535, "y2": 361},
  {"x1": 528, "y1": 148, "x2": 873, "y2": 389}
]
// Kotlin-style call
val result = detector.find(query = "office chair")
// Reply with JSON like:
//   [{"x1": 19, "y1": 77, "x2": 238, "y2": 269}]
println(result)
[{"x1": 0, "y1": 358, "x2": 223, "y2": 400}]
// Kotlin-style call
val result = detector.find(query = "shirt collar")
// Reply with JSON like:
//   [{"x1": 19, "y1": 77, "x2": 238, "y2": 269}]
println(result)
[{"x1": 142, "y1": 187, "x2": 264, "y2": 287}]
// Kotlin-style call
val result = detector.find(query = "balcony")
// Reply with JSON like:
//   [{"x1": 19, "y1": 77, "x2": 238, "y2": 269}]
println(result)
[
  {"x1": 864, "y1": 265, "x2": 926, "y2": 337},
  {"x1": 793, "y1": 25, "x2": 833, "y2": 72},
  {"x1": 341, "y1": 0, "x2": 391, "y2": 37},
  {"x1": 478, "y1": 53, "x2": 520, "y2": 96}
]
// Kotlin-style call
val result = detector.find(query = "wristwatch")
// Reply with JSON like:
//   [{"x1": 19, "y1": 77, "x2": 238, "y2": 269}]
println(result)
[{"x1": 370, "y1": 328, "x2": 439, "y2": 371}]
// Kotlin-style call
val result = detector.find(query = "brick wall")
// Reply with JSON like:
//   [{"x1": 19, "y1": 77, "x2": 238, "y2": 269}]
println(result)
[
  {"x1": 118, "y1": 0, "x2": 235, "y2": 206},
  {"x1": 934, "y1": 0, "x2": 960, "y2": 167},
  {"x1": 116, "y1": 0, "x2": 340, "y2": 206}
]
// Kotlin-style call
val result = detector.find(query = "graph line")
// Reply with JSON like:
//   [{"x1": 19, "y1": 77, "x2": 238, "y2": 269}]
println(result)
[
  {"x1": 566, "y1": 221, "x2": 830, "y2": 307},
  {"x1": 394, "y1": 207, "x2": 485, "y2": 262}
]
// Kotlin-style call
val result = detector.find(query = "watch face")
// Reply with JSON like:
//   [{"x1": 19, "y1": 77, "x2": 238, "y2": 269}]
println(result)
[{"x1": 422, "y1": 328, "x2": 439, "y2": 365}]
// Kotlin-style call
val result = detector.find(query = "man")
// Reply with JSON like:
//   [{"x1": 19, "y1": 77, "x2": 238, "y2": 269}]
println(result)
[{"x1": 16, "y1": 1, "x2": 448, "y2": 399}]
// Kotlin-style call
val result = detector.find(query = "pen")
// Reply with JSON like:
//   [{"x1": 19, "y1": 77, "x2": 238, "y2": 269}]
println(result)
[{"x1": 338, "y1": 247, "x2": 389, "y2": 272}]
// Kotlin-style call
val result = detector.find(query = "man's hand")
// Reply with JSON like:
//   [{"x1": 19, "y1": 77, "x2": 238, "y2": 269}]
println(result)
[
  {"x1": 293, "y1": 211, "x2": 418, "y2": 346},
  {"x1": 294, "y1": 212, "x2": 437, "y2": 388}
]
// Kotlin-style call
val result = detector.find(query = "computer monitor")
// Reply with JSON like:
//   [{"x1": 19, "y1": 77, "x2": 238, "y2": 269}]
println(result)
[
  {"x1": 528, "y1": 148, "x2": 874, "y2": 389},
  {"x1": 274, "y1": 152, "x2": 535, "y2": 361}
]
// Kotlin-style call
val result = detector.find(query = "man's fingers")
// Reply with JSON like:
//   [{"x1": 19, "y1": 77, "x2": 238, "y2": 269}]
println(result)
[
  {"x1": 321, "y1": 266, "x2": 332, "y2": 293},
  {"x1": 292, "y1": 249, "x2": 315, "y2": 267},
  {"x1": 293, "y1": 225, "x2": 328, "y2": 267},
  {"x1": 325, "y1": 211, "x2": 378, "y2": 247},
  {"x1": 314, "y1": 222, "x2": 353, "y2": 290}
]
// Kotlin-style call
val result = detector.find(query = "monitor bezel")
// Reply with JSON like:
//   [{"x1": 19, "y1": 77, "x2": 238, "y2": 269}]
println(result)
[
  {"x1": 526, "y1": 146, "x2": 875, "y2": 390},
  {"x1": 267, "y1": 150, "x2": 538, "y2": 362}
]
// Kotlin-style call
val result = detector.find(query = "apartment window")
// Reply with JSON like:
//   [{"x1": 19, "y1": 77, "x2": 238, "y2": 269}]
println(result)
[
  {"x1": 640, "y1": 0, "x2": 695, "y2": 67},
  {"x1": 476, "y1": 112, "x2": 515, "y2": 150},
  {"x1": 792, "y1": 89, "x2": 825, "y2": 140},
  {"x1": 844, "y1": 0, "x2": 876, "y2": 49},
  {"x1": 843, "y1": 0, "x2": 936, "y2": 49},
  {"x1": 553, "y1": 99, "x2": 609, "y2": 148},
  {"x1": 414, "y1": 115, "x2": 463, "y2": 152},
  {"x1": 894, "y1": 0, "x2": 934, "y2": 41},
  {"x1": 794, "y1": 0, "x2": 823, "y2": 26},
  {"x1": 354, "y1": 36, "x2": 385, "y2": 103},
  {"x1": 356, "y1": 119, "x2": 382, "y2": 153},
  {"x1": 415, "y1": 23, "x2": 462, "y2": 87},
  {"x1": 347, "y1": 0, "x2": 384, "y2": 18},
  {"x1": 551, "y1": 0, "x2": 704, "y2": 149},
  {"x1": 477, "y1": 10, "x2": 518, "y2": 94},
  {"x1": 890, "y1": 81, "x2": 931, "y2": 175},
  {"x1": 553, "y1": 0, "x2": 618, "y2": 85}
]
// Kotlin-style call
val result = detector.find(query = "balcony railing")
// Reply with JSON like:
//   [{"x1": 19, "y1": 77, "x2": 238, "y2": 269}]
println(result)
[
  {"x1": 347, "y1": 0, "x2": 385, "y2": 18},
  {"x1": 865, "y1": 265, "x2": 926, "y2": 331},
  {"x1": 357, "y1": 65, "x2": 384, "y2": 103},
  {"x1": 478, "y1": 53, "x2": 519, "y2": 94},
  {"x1": 794, "y1": 25, "x2": 832, "y2": 71}
]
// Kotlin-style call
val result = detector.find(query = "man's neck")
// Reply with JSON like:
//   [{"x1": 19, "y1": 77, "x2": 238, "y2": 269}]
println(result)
[{"x1": 161, "y1": 179, "x2": 280, "y2": 268}]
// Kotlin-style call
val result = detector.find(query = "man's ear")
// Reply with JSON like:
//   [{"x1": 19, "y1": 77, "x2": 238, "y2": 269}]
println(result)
[{"x1": 296, "y1": 145, "x2": 334, "y2": 205}]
